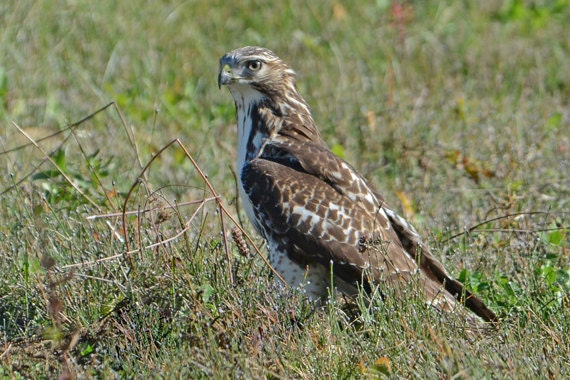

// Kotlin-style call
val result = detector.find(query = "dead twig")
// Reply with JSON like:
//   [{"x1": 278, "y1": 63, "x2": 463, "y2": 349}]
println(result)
[{"x1": 441, "y1": 211, "x2": 566, "y2": 244}]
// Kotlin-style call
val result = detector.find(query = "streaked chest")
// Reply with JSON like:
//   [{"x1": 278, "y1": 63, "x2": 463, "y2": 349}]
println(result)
[{"x1": 231, "y1": 89, "x2": 269, "y2": 233}]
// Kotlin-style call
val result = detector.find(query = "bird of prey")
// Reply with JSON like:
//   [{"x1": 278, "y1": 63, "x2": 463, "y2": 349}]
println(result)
[{"x1": 218, "y1": 46, "x2": 497, "y2": 324}]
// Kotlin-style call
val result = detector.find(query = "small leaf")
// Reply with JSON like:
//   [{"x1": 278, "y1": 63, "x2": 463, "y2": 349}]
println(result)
[
  {"x1": 0, "y1": 65, "x2": 7, "y2": 98},
  {"x1": 371, "y1": 356, "x2": 392, "y2": 375},
  {"x1": 52, "y1": 148, "x2": 67, "y2": 171},
  {"x1": 331, "y1": 143, "x2": 345, "y2": 159},
  {"x1": 546, "y1": 113, "x2": 562, "y2": 130},
  {"x1": 31, "y1": 169, "x2": 61, "y2": 180},
  {"x1": 332, "y1": 2, "x2": 347, "y2": 21},
  {"x1": 395, "y1": 190, "x2": 415, "y2": 219},
  {"x1": 548, "y1": 230, "x2": 565, "y2": 246},
  {"x1": 458, "y1": 268, "x2": 469, "y2": 284},
  {"x1": 80, "y1": 343, "x2": 94, "y2": 356},
  {"x1": 200, "y1": 284, "x2": 215, "y2": 303}
]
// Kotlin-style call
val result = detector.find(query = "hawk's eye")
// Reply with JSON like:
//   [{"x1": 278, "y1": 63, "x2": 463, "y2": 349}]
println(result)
[{"x1": 247, "y1": 60, "x2": 262, "y2": 71}]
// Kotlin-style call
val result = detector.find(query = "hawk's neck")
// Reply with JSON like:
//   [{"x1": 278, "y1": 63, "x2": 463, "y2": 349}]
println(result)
[{"x1": 230, "y1": 84, "x2": 326, "y2": 171}]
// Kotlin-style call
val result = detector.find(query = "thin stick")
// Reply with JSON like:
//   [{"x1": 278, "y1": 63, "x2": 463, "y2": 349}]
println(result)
[
  {"x1": 441, "y1": 211, "x2": 559, "y2": 244},
  {"x1": 86, "y1": 196, "x2": 219, "y2": 220}
]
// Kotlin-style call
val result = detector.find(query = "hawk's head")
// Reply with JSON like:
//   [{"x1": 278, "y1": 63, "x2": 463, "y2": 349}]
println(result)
[
  {"x1": 219, "y1": 46, "x2": 325, "y2": 150},
  {"x1": 218, "y1": 46, "x2": 297, "y2": 101}
]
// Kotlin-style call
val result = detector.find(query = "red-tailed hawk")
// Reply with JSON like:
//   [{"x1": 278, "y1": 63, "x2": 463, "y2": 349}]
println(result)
[{"x1": 218, "y1": 46, "x2": 497, "y2": 324}]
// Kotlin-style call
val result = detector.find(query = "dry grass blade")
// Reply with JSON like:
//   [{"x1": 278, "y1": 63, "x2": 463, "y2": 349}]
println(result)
[
  {"x1": 119, "y1": 138, "x2": 287, "y2": 286},
  {"x1": 11, "y1": 121, "x2": 101, "y2": 210}
]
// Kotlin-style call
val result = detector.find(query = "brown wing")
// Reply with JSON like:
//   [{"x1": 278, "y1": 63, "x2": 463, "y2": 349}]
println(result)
[
  {"x1": 246, "y1": 138, "x2": 497, "y2": 323},
  {"x1": 241, "y1": 155, "x2": 419, "y2": 290}
]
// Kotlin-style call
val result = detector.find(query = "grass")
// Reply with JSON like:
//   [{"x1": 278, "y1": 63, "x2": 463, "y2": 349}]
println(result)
[{"x1": 1, "y1": 0, "x2": 569, "y2": 378}]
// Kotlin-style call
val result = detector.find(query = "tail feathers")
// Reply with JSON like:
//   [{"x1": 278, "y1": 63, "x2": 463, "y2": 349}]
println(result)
[
  {"x1": 443, "y1": 276, "x2": 498, "y2": 323},
  {"x1": 383, "y1": 205, "x2": 498, "y2": 323}
]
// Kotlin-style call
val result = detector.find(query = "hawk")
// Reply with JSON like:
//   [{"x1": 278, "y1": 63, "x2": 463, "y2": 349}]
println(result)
[{"x1": 218, "y1": 46, "x2": 497, "y2": 324}]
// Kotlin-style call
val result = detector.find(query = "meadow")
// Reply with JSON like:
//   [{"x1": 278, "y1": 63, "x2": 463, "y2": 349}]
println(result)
[{"x1": 1, "y1": 0, "x2": 569, "y2": 378}]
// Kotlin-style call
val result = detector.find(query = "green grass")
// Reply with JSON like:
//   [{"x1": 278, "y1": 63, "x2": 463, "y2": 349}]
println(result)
[{"x1": 1, "y1": 0, "x2": 569, "y2": 378}]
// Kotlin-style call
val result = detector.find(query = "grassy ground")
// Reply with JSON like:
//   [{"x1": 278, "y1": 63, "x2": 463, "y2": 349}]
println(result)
[{"x1": 1, "y1": 0, "x2": 569, "y2": 378}]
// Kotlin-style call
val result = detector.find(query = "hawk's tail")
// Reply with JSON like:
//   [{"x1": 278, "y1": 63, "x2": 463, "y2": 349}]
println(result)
[{"x1": 383, "y1": 206, "x2": 498, "y2": 324}]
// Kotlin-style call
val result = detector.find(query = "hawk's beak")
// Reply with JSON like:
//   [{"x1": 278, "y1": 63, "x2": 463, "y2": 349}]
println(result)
[{"x1": 218, "y1": 63, "x2": 233, "y2": 89}]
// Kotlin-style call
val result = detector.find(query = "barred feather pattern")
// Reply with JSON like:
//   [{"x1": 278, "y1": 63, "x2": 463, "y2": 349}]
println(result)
[{"x1": 219, "y1": 46, "x2": 497, "y2": 324}]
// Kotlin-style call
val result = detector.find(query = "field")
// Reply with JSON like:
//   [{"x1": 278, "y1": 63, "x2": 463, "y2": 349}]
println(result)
[{"x1": 1, "y1": 0, "x2": 569, "y2": 378}]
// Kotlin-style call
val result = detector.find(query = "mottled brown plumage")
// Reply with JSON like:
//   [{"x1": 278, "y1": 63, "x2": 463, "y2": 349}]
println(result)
[{"x1": 219, "y1": 46, "x2": 497, "y2": 324}]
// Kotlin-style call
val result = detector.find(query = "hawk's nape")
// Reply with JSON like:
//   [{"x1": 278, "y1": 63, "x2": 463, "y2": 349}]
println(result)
[{"x1": 218, "y1": 46, "x2": 497, "y2": 325}]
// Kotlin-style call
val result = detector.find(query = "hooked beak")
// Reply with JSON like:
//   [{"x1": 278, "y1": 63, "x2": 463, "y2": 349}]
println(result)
[{"x1": 218, "y1": 63, "x2": 233, "y2": 89}]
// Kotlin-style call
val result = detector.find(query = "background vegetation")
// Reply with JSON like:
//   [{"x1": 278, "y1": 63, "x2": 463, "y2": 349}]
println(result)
[{"x1": 1, "y1": 0, "x2": 568, "y2": 378}]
